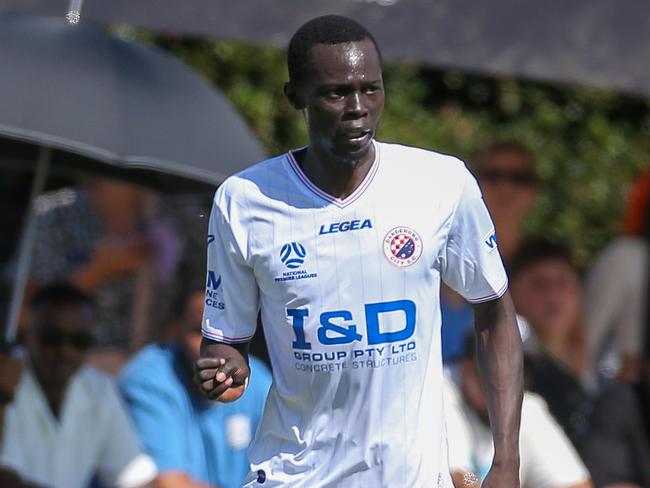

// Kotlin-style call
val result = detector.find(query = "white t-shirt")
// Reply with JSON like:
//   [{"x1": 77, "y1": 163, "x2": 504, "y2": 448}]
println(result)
[
  {"x1": 583, "y1": 236, "x2": 647, "y2": 363},
  {"x1": 203, "y1": 141, "x2": 508, "y2": 487},
  {"x1": 444, "y1": 376, "x2": 590, "y2": 488},
  {"x1": 0, "y1": 365, "x2": 157, "y2": 488}
]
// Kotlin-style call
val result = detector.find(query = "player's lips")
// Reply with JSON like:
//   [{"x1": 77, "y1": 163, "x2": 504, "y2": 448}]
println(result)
[{"x1": 337, "y1": 128, "x2": 372, "y2": 143}]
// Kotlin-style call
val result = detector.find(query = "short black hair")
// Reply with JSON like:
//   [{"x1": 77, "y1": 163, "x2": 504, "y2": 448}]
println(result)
[
  {"x1": 509, "y1": 238, "x2": 575, "y2": 279},
  {"x1": 29, "y1": 282, "x2": 93, "y2": 311},
  {"x1": 287, "y1": 15, "x2": 381, "y2": 83}
]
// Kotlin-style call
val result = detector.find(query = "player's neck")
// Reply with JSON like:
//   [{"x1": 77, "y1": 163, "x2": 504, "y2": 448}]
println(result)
[{"x1": 297, "y1": 144, "x2": 375, "y2": 200}]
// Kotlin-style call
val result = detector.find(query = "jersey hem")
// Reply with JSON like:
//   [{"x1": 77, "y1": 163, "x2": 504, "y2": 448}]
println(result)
[
  {"x1": 202, "y1": 329, "x2": 255, "y2": 344},
  {"x1": 465, "y1": 279, "x2": 509, "y2": 304}
]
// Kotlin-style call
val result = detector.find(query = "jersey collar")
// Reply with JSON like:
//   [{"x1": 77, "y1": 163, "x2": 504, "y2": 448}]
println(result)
[{"x1": 287, "y1": 140, "x2": 381, "y2": 209}]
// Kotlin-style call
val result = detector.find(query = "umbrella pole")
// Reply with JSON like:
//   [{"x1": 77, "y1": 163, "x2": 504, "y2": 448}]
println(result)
[{"x1": 4, "y1": 147, "x2": 51, "y2": 343}]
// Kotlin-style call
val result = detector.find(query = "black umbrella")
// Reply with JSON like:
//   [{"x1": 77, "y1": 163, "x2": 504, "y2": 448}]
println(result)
[
  {"x1": 0, "y1": 14, "x2": 265, "y2": 187},
  {"x1": 1, "y1": 0, "x2": 650, "y2": 98},
  {"x1": 0, "y1": 14, "x2": 266, "y2": 341}
]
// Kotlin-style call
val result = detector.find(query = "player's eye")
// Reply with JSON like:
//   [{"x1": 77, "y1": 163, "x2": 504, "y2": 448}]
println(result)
[
  {"x1": 363, "y1": 84, "x2": 382, "y2": 95},
  {"x1": 326, "y1": 89, "x2": 344, "y2": 100}
]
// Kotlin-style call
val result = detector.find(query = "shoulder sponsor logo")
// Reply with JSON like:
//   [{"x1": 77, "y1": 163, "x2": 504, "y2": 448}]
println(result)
[
  {"x1": 205, "y1": 270, "x2": 224, "y2": 310},
  {"x1": 383, "y1": 226, "x2": 423, "y2": 267},
  {"x1": 319, "y1": 218, "x2": 373, "y2": 235},
  {"x1": 207, "y1": 270, "x2": 221, "y2": 290},
  {"x1": 484, "y1": 230, "x2": 498, "y2": 252}
]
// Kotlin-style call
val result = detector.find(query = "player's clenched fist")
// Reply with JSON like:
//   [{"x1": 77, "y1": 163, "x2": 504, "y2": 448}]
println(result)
[{"x1": 194, "y1": 341, "x2": 250, "y2": 403}]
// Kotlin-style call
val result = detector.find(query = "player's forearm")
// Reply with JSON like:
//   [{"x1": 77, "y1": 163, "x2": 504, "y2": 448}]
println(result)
[{"x1": 473, "y1": 292, "x2": 523, "y2": 465}]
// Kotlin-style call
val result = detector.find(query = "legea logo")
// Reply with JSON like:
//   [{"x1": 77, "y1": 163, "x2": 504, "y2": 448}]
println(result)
[{"x1": 280, "y1": 242, "x2": 307, "y2": 269}]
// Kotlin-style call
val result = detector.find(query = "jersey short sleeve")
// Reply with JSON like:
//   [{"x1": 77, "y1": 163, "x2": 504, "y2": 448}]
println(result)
[
  {"x1": 441, "y1": 167, "x2": 508, "y2": 303},
  {"x1": 202, "y1": 182, "x2": 259, "y2": 344}
]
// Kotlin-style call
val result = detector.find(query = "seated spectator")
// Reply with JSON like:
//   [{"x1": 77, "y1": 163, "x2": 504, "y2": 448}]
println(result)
[
  {"x1": 510, "y1": 239, "x2": 650, "y2": 487},
  {"x1": 583, "y1": 167, "x2": 650, "y2": 441},
  {"x1": 441, "y1": 141, "x2": 538, "y2": 364},
  {"x1": 445, "y1": 332, "x2": 592, "y2": 488},
  {"x1": 119, "y1": 288, "x2": 272, "y2": 488},
  {"x1": 0, "y1": 283, "x2": 157, "y2": 488},
  {"x1": 29, "y1": 179, "x2": 182, "y2": 374}
]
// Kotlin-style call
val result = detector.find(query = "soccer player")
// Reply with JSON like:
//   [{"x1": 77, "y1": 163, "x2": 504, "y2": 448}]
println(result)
[{"x1": 195, "y1": 15, "x2": 523, "y2": 487}]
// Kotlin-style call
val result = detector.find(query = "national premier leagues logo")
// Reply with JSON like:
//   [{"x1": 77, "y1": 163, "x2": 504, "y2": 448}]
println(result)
[
  {"x1": 280, "y1": 242, "x2": 307, "y2": 269},
  {"x1": 383, "y1": 226, "x2": 423, "y2": 267},
  {"x1": 276, "y1": 241, "x2": 317, "y2": 283}
]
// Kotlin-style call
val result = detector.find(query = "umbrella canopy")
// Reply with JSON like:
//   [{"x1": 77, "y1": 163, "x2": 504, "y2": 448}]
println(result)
[
  {"x1": 0, "y1": 14, "x2": 266, "y2": 188},
  {"x1": 1, "y1": 0, "x2": 649, "y2": 98},
  {"x1": 0, "y1": 14, "x2": 267, "y2": 343}
]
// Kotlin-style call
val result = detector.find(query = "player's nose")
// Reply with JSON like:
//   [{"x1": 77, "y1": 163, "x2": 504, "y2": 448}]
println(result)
[{"x1": 345, "y1": 92, "x2": 367, "y2": 117}]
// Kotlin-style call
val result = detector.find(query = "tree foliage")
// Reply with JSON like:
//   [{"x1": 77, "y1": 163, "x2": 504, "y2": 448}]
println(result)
[{"x1": 122, "y1": 29, "x2": 650, "y2": 265}]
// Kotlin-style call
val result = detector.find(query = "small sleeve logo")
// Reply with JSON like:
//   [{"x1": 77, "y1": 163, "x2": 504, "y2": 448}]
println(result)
[{"x1": 483, "y1": 230, "x2": 498, "y2": 253}]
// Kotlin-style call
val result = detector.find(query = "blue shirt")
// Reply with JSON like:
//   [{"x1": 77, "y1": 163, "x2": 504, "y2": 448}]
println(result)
[
  {"x1": 440, "y1": 295, "x2": 474, "y2": 363},
  {"x1": 119, "y1": 344, "x2": 272, "y2": 488}
]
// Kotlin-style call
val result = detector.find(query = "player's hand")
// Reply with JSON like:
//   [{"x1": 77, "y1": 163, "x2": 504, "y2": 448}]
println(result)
[
  {"x1": 194, "y1": 356, "x2": 250, "y2": 403},
  {"x1": 481, "y1": 462, "x2": 519, "y2": 488}
]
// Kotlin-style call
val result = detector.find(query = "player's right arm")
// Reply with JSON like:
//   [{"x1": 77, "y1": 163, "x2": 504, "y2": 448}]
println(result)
[
  {"x1": 194, "y1": 180, "x2": 259, "y2": 403},
  {"x1": 195, "y1": 339, "x2": 251, "y2": 403}
]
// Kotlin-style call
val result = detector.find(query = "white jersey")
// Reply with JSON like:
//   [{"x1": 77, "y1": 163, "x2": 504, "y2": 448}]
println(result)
[{"x1": 202, "y1": 141, "x2": 508, "y2": 487}]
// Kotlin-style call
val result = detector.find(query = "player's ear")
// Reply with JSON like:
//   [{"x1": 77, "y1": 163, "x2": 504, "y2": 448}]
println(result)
[{"x1": 284, "y1": 81, "x2": 305, "y2": 110}]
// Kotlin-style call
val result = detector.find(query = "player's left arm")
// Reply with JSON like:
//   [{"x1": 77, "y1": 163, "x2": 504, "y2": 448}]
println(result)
[{"x1": 472, "y1": 291, "x2": 523, "y2": 488}]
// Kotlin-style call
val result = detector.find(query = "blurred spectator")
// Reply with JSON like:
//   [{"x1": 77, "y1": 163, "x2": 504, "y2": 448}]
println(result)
[
  {"x1": 441, "y1": 141, "x2": 538, "y2": 363},
  {"x1": 445, "y1": 332, "x2": 592, "y2": 488},
  {"x1": 510, "y1": 239, "x2": 650, "y2": 487},
  {"x1": 583, "y1": 168, "x2": 650, "y2": 437},
  {"x1": 473, "y1": 141, "x2": 538, "y2": 262},
  {"x1": 29, "y1": 179, "x2": 181, "y2": 374},
  {"x1": 0, "y1": 282, "x2": 157, "y2": 488},
  {"x1": 119, "y1": 288, "x2": 272, "y2": 488}
]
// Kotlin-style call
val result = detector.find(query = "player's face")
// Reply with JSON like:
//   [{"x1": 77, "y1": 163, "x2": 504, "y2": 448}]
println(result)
[
  {"x1": 511, "y1": 259, "x2": 581, "y2": 342},
  {"x1": 291, "y1": 39, "x2": 384, "y2": 164},
  {"x1": 27, "y1": 304, "x2": 94, "y2": 387}
]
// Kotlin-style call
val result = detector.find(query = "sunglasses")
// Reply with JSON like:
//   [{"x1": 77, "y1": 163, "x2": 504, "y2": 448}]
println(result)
[
  {"x1": 37, "y1": 328, "x2": 94, "y2": 350},
  {"x1": 478, "y1": 169, "x2": 538, "y2": 186}
]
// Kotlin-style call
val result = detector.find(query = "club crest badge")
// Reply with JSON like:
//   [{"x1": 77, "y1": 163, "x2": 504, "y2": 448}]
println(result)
[{"x1": 383, "y1": 226, "x2": 423, "y2": 267}]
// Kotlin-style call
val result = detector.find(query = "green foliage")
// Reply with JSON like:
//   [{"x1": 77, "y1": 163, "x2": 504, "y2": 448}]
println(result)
[{"x1": 119, "y1": 28, "x2": 650, "y2": 264}]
